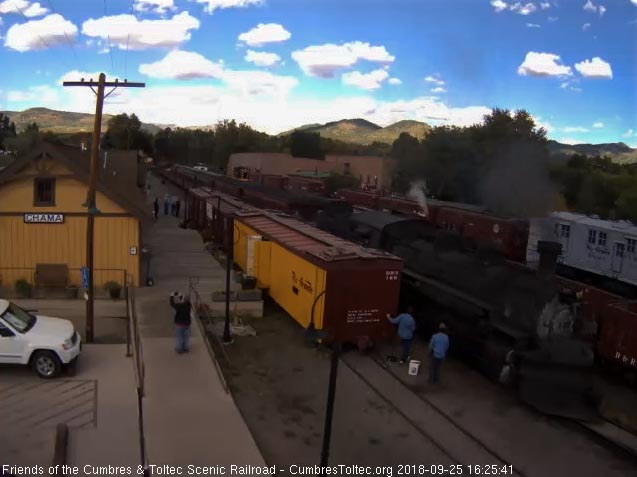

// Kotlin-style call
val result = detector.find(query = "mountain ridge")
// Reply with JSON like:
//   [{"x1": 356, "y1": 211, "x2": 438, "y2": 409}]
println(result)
[{"x1": 2, "y1": 108, "x2": 634, "y2": 162}]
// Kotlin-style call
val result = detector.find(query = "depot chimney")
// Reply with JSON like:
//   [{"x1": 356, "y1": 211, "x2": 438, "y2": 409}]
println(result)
[{"x1": 537, "y1": 240, "x2": 562, "y2": 279}]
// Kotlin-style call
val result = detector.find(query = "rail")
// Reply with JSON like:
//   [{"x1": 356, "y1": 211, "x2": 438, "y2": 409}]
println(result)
[
  {"x1": 126, "y1": 284, "x2": 149, "y2": 474},
  {"x1": 188, "y1": 276, "x2": 230, "y2": 394}
]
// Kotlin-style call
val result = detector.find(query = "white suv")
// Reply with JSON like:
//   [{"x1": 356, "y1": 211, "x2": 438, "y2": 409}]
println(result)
[{"x1": 0, "y1": 299, "x2": 81, "y2": 378}]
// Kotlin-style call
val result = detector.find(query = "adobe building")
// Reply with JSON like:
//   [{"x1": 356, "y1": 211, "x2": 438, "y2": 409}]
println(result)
[
  {"x1": 227, "y1": 152, "x2": 393, "y2": 190},
  {"x1": 0, "y1": 142, "x2": 150, "y2": 293}
]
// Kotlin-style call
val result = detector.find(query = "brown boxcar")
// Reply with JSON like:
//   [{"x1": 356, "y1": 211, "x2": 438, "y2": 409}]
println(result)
[
  {"x1": 205, "y1": 194, "x2": 405, "y2": 347},
  {"x1": 598, "y1": 302, "x2": 637, "y2": 371},
  {"x1": 337, "y1": 188, "x2": 381, "y2": 209},
  {"x1": 185, "y1": 187, "x2": 215, "y2": 229}
]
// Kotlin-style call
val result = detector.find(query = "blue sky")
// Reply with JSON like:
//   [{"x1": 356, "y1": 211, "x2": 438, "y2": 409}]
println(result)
[{"x1": 0, "y1": 0, "x2": 635, "y2": 145}]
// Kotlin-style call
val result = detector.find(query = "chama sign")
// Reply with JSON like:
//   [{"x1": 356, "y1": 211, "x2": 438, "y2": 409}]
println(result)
[{"x1": 24, "y1": 213, "x2": 65, "y2": 224}]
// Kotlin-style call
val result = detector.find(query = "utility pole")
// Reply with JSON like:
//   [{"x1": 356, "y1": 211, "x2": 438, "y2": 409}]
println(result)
[{"x1": 63, "y1": 74, "x2": 145, "y2": 343}]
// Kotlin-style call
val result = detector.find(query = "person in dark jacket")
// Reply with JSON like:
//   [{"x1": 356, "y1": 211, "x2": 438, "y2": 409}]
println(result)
[
  {"x1": 170, "y1": 292, "x2": 192, "y2": 353},
  {"x1": 153, "y1": 198, "x2": 159, "y2": 220},
  {"x1": 175, "y1": 199, "x2": 181, "y2": 217}
]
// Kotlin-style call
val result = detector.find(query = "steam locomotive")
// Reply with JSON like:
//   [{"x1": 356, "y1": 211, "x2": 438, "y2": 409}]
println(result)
[{"x1": 317, "y1": 210, "x2": 596, "y2": 418}]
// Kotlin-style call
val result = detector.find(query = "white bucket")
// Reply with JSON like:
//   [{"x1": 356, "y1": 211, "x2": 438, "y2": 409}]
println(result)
[{"x1": 408, "y1": 359, "x2": 421, "y2": 376}]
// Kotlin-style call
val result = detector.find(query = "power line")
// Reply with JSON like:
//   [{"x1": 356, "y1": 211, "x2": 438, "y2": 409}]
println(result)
[
  {"x1": 124, "y1": 0, "x2": 137, "y2": 79},
  {"x1": 13, "y1": 3, "x2": 52, "y2": 50},
  {"x1": 45, "y1": 0, "x2": 80, "y2": 63},
  {"x1": 104, "y1": 0, "x2": 115, "y2": 73}
]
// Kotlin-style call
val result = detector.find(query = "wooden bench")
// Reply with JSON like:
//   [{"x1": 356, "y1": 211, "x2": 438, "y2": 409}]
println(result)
[{"x1": 34, "y1": 264, "x2": 69, "y2": 288}]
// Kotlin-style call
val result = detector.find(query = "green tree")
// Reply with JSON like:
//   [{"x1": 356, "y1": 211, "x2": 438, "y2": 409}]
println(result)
[
  {"x1": 290, "y1": 131, "x2": 323, "y2": 159},
  {"x1": 103, "y1": 113, "x2": 152, "y2": 153}
]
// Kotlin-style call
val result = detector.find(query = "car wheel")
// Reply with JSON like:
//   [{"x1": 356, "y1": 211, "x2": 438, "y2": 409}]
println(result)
[{"x1": 31, "y1": 351, "x2": 62, "y2": 379}]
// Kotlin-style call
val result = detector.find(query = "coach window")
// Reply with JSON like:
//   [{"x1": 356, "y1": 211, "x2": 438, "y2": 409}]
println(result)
[
  {"x1": 588, "y1": 229, "x2": 597, "y2": 244},
  {"x1": 560, "y1": 224, "x2": 570, "y2": 239},
  {"x1": 627, "y1": 238, "x2": 636, "y2": 254},
  {"x1": 598, "y1": 231, "x2": 607, "y2": 247},
  {"x1": 33, "y1": 178, "x2": 55, "y2": 206}
]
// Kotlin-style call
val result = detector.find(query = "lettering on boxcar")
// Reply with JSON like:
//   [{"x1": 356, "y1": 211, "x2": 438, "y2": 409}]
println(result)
[
  {"x1": 385, "y1": 270, "x2": 400, "y2": 281},
  {"x1": 299, "y1": 277, "x2": 313, "y2": 293},
  {"x1": 347, "y1": 309, "x2": 380, "y2": 323},
  {"x1": 615, "y1": 351, "x2": 637, "y2": 367}
]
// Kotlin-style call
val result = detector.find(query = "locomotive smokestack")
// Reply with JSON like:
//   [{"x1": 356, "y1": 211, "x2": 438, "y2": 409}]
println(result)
[{"x1": 537, "y1": 241, "x2": 562, "y2": 279}]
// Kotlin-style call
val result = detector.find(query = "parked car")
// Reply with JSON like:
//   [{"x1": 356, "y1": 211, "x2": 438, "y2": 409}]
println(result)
[{"x1": 0, "y1": 299, "x2": 81, "y2": 378}]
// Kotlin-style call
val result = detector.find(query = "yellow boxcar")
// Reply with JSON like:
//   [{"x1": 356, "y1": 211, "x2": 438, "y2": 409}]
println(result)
[{"x1": 232, "y1": 212, "x2": 403, "y2": 347}]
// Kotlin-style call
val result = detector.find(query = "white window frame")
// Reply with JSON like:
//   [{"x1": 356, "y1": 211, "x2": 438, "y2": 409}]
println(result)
[
  {"x1": 588, "y1": 229, "x2": 597, "y2": 244},
  {"x1": 626, "y1": 237, "x2": 636, "y2": 254},
  {"x1": 598, "y1": 231, "x2": 607, "y2": 247}
]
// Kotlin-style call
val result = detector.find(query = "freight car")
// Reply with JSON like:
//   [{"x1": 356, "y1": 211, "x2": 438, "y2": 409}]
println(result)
[
  {"x1": 319, "y1": 210, "x2": 595, "y2": 417},
  {"x1": 336, "y1": 189, "x2": 530, "y2": 263},
  {"x1": 165, "y1": 165, "x2": 352, "y2": 222},
  {"x1": 201, "y1": 192, "x2": 404, "y2": 348}
]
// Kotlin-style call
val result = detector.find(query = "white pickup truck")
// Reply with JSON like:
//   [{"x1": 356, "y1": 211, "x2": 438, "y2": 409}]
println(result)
[{"x1": 0, "y1": 299, "x2": 81, "y2": 378}]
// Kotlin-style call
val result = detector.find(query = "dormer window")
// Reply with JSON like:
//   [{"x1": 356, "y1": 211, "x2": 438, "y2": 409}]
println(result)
[{"x1": 34, "y1": 178, "x2": 55, "y2": 206}]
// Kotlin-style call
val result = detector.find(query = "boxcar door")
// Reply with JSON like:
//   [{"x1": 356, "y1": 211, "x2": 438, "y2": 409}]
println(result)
[{"x1": 611, "y1": 242, "x2": 625, "y2": 274}]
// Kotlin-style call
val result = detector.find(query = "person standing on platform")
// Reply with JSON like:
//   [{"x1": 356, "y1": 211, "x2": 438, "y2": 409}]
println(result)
[
  {"x1": 386, "y1": 306, "x2": 416, "y2": 364},
  {"x1": 175, "y1": 198, "x2": 181, "y2": 217},
  {"x1": 428, "y1": 323, "x2": 450, "y2": 384},
  {"x1": 163, "y1": 194, "x2": 170, "y2": 215},
  {"x1": 170, "y1": 292, "x2": 192, "y2": 353},
  {"x1": 153, "y1": 198, "x2": 159, "y2": 220}
]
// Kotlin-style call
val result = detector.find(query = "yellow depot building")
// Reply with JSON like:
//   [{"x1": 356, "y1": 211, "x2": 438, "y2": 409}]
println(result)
[{"x1": 0, "y1": 142, "x2": 150, "y2": 293}]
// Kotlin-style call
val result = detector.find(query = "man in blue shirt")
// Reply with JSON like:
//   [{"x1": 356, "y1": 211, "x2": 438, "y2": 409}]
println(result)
[
  {"x1": 429, "y1": 323, "x2": 450, "y2": 384},
  {"x1": 386, "y1": 306, "x2": 416, "y2": 364}
]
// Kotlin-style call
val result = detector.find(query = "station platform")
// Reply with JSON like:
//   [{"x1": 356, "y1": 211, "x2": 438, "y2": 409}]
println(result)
[{"x1": 135, "y1": 176, "x2": 265, "y2": 467}]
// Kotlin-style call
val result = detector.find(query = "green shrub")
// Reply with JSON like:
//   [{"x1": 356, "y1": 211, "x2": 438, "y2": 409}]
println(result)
[{"x1": 15, "y1": 278, "x2": 32, "y2": 298}]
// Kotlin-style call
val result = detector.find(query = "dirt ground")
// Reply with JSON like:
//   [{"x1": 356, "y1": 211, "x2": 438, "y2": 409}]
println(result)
[
  {"x1": 210, "y1": 301, "x2": 453, "y2": 469},
  {"x1": 207, "y1": 300, "x2": 637, "y2": 476}
]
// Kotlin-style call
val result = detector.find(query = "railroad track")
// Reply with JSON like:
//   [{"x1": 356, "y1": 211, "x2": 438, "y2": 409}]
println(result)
[{"x1": 341, "y1": 353, "x2": 525, "y2": 476}]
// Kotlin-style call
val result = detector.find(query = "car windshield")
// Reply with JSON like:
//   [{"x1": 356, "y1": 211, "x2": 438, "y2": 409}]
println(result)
[{"x1": 1, "y1": 302, "x2": 36, "y2": 333}]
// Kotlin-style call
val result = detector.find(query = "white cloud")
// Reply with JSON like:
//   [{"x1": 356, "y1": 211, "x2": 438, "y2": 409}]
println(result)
[
  {"x1": 195, "y1": 0, "x2": 263, "y2": 14},
  {"x1": 424, "y1": 75, "x2": 445, "y2": 86},
  {"x1": 560, "y1": 137, "x2": 579, "y2": 145},
  {"x1": 583, "y1": 0, "x2": 606, "y2": 15},
  {"x1": 238, "y1": 23, "x2": 291, "y2": 46},
  {"x1": 7, "y1": 84, "x2": 58, "y2": 102},
  {"x1": 0, "y1": 0, "x2": 47, "y2": 17},
  {"x1": 430, "y1": 86, "x2": 447, "y2": 93},
  {"x1": 563, "y1": 126, "x2": 589, "y2": 133},
  {"x1": 548, "y1": 16, "x2": 558, "y2": 22},
  {"x1": 574, "y1": 57, "x2": 612, "y2": 78},
  {"x1": 491, "y1": 0, "x2": 508, "y2": 12},
  {"x1": 244, "y1": 49, "x2": 281, "y2": 67},
  {"x1": 622, "y1": 129, "x2": 636, "y2": 138},
  {"x1": 81, "y1": 11, "x2": 199, "y2": 50},
  {"x1": 540, "y1": 2, "x2": 551, "y2": 9},
  {"x1": 518, "y1": 52, "x2": 572, "y2": 77},
  {"x1": 592, "y1": 122, "x2": 604, "y2": 128},
  {"x1": 139, "y1": 50, "x2": 224, "y2": 79},
  {"x1": 526, "y1": 23, "x2": 541, "y2": 28},
  {"x1": 533, "y1": 117, "x2": 553, "y2": 133},
  {"x1": 583, "y1": 23, "x2": 591, "y2": 30},
  {"x1": 5, "y1": 72, "x2": 492, "y2": 135},
  {"x1": 510, "y1": 2, "x2": 537, "y2": 15},
  {"x1": 5, "y1": 13, "x2": 77, "y2": 51},
  {"x1": 134, "y1": 0, "x2": 176, "y2": 14},
  {"x1": 220, "y1": 70, "x2": 299, "y2": 98},
  {"x1": 342, "y1": 69, "x2": 389, "y2": 90},
  {"x1": 291, "y1": 41, "x2": 395, "y2": 78},
  {"x1": 388, "y1": 77, "x2": 402, "y2": 85}
]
